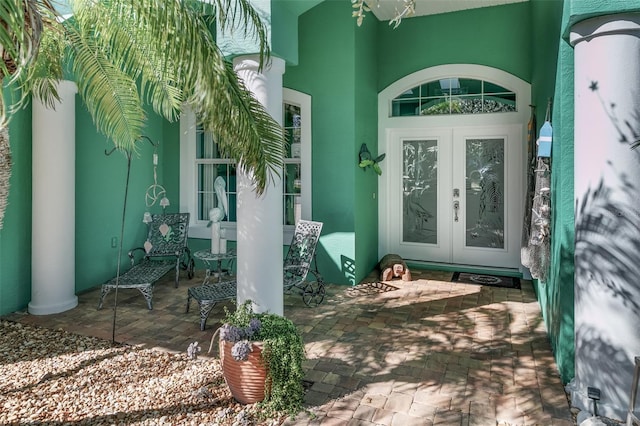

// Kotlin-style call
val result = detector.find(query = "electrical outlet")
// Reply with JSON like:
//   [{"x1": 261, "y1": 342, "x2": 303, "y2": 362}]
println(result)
[
  {"x1": 587, "y1": 387, "x2": 601, "y2": 400},
  {"x1": 111, "y1": 237, "x2": 118, "y2": 248}
]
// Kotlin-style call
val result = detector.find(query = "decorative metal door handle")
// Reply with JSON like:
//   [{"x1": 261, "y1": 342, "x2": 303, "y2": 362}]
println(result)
[{"x1": 453, "y1": 201, "x2": 460, "y2": 222}]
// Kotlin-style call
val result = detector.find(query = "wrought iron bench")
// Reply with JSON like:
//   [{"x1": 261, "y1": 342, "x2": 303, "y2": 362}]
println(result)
[
  {"x1": 186, "y1": 280, "x2": 237, "y2": 331},
  {"x1": 98, "y1": 212, "x2": 194, "y2": 310},
  {"x1": 185, "y1": 219, "x2": 325, "y2": 330}
]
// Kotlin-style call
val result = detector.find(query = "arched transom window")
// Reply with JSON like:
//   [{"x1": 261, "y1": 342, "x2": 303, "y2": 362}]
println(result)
[{"x1": 391, "y1": 78, "x2": 516, "y2": 117}]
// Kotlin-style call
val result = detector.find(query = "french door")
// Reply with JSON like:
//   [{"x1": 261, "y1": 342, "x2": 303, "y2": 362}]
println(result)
[{"x1": 386, "y1": 124, "x2": 522, "y2": 269}]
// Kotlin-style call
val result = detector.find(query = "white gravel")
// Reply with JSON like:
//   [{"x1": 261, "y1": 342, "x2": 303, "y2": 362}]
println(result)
[{"x1": 0, "y1": 320, "x2": 285, "y2": 425}]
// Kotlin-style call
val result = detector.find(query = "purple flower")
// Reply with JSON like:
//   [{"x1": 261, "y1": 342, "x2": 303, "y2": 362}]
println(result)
[
  {"x1": 220, "y1": 324, "x2": 242, "y2": 342},
  {"x1": 231, "y1": 340, "x2": 252, "y2": 361},
  {"x1": 245, "y1": 318, "x2": 261, "y2": 339}
]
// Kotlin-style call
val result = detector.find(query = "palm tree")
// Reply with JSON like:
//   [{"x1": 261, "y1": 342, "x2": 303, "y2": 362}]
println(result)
[{"x1": 0, "y1": 0, "x2": 284, "y2": 228}]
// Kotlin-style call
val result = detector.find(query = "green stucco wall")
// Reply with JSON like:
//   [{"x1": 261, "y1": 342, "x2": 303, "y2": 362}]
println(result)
[
  {"x1": 284, "y1": 1, "x2": 535, "y2": 285},
  {"x1": 552, "y1": 0, "x2": 640, "y2": 386},
  {"x1": 530, "y1": 0, "x2": 575, "y2": 384},
  {"x1": 0, "y1": 85, "x2": 33, "y2": 314},
  {"x1": 562, "y1": 0, "x2": 640, "y2": 39},
  {"x1": 74, "y1": 103, "x2": 173, "y2": 294},
  {"x1": 271, "y1": 1, "x2": 298, "y2": 65},
  {"x1": 376, "y1": 2, "x2": 532, "y2": 92},
  {"x1": 2, "y1": 6, "x2": 637, "y2": 392},
  {"x1": 0, "y1": 85, "x2": 179, "y2": 315},
  {"x1": 284, "y1": 1, "x2": 359, "y2": 285},
  {"x1": 353, "y1": 12, "x2": 380, "y2": 282}
]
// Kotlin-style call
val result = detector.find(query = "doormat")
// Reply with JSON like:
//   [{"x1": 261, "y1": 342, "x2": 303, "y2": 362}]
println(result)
[{"x1": 451, "y1": 272, "x2": 521, "y2": 289}]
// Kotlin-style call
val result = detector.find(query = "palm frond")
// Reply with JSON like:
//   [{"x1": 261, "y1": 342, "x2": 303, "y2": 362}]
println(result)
[
  {"x1": 72, "y1": 0, "x2": 184, "y2": 122},
  {"x1": 12, "y1": 19, "x2": 64, "y2": 113},
  {"x1": 3, "y1": 0, "x2": 283, "y2": 192},
  {"x1": 88, "y1": 0, "x2": 283, "y2": 192},
  {"x1": 207, "y1": 0, "x2": 271, "y2": 70},
  {"x1": 223, "y1": 66, "x2": 286, "y2": 188},
  {"x1": 1, "y1": 0, "x2": 40, "y2": 81},
  {"x1": 1, "y1": 0, "x2": 59, "y2": 124},
  {"x1": 185, "y1": 46, "x2": 285, "y2": 193},
  {"x1": 65, "y1": 21, "x2": 145, "y2": 152}
]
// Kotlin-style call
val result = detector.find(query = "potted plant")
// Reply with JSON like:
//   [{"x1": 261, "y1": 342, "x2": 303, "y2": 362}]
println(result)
[{"x1": 209, "y1": 300, "x2": 306, "y2": 417}]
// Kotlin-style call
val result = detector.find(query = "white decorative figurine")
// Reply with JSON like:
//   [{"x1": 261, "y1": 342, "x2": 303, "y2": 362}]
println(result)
[{"x1": 208, "y1": 176, "x2": 228, "y2": 254}]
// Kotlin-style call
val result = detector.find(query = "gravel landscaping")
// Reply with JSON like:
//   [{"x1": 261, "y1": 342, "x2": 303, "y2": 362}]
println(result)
[{"x1": 0, "y1": 320, "x2": 286, "y2": 425}]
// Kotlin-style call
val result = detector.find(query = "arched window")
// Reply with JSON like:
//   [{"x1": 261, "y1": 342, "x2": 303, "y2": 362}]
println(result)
[{"x1": 391, "y1": 78, "x2": 516, "y2": 117}]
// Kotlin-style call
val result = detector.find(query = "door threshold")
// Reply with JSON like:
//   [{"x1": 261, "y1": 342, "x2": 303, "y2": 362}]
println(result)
[{"x1": 405, "y1": 260, "x2": 522, "y2": 278}]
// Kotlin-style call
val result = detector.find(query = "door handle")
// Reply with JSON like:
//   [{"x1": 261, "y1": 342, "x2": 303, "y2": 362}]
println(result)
[{"x1": 453, "y1": 201, "x2": 459, "y2": 222}]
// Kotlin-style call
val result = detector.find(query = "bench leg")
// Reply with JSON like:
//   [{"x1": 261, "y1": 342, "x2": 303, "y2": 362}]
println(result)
[
  {"x1": 137, "y1": 285, "x2": 153, "y2": 310},
  {"x1": 97, "y1": 286, "x2": 111, "y2": 310},
  {"x1": 199, "y1": 300, "x2": 216, "y2": 331},
  {"x1": 174, "y1": 263, "x2": 180, "y2": 288}
]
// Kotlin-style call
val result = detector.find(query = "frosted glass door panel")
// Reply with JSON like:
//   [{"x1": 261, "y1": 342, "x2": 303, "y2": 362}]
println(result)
[
  {"x1": 464, "y1": 138, "x2": 505, "y2": 249},
  {"x1": 451, "y1": 125, "x2": 521, "y2": 268},
  {"x1": 402, "y1": 140, "x2": 438, "y2": 244}
]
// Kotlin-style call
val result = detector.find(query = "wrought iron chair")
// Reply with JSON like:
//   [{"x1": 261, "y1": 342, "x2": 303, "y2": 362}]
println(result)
[
  {"x1": 186, "y1": 219, "x2": 325, "y2": 330},
  {"x1": 98, "y1": 212, "x2": 194, "y2": 310},
  {"x1": 283, "y1": 219, "x2": 325, "y2": 307}
]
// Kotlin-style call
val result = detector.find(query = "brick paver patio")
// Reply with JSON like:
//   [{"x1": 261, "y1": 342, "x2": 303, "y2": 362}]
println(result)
[{"x1": 3, "y1": 268, "x2": 574, "y2": 425}]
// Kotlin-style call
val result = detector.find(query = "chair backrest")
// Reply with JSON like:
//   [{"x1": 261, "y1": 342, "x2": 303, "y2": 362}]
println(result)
[
  {"x1": 283, "y1": 220, "x2": 323, "y2": 280},
  {"x1": 145, "y1": 213, "x2": 190, "y2": 257}
]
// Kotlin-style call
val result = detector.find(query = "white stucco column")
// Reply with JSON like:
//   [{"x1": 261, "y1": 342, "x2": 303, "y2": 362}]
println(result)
[
  {"x1": 570, "y1": 13, "x2": 640, "y2": 420},
  {"x1": 233, "y1": 55, "x2": 285, "y2": 315},
  {"x1": 29, "y1": 80, "x2": 78, "y2": 315}
]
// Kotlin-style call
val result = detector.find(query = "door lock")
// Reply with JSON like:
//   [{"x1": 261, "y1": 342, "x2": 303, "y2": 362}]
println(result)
[{"x1": 453, "y1": 188, "x2": 460, "y2": 197}]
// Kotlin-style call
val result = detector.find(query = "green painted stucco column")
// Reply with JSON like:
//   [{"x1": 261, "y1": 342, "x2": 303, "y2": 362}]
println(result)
[{"x1": 570, "y1": 13, "x2": 640, "y2": 420}]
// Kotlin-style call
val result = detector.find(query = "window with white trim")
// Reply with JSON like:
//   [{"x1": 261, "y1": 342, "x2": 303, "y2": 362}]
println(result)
[
  {"x1": 180, "y1": 88, "x2": 312, "y2": 240},
  {"x1": 391, "y1": 77, "x2": 516, "y2": 117}
]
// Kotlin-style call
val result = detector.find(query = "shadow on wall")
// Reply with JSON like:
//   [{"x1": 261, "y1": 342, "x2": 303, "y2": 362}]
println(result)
[
  {"x1": 572, "y1": 80, "x2": 640, "y2": 418},
  {"x1": 575, "y1": 177, "x2": 640, "y2": 315},
  {"x1": 574, "y1": 177, "x2": 640, "y2": 418},
  {"x1": 545, "y1": 226, "x2": 575, "y2": 383},
  {"x1": 341, "y1": 255, "x2": 356, "y2": 286},
  {"x1": 574, "y1": 324, "x2": 632, "y2": 416},
  {"x1": 576, "y1": 79, "x2": 640, "y2": 318}
]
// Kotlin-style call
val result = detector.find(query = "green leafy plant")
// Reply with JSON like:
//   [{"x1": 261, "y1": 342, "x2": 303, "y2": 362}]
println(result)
[{"x1": 217, "y1": 300, "x2": 306, "y2": 417}]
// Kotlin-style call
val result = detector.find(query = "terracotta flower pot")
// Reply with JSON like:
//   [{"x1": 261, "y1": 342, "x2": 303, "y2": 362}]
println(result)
[{"x1": 219, "y1": 339, "x2": 267, "y2": 404}]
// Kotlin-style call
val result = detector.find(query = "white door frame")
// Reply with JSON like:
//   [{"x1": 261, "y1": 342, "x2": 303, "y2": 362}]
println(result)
[{"x1": 378, "y1": 64, "x2": 531, "y2": 269}]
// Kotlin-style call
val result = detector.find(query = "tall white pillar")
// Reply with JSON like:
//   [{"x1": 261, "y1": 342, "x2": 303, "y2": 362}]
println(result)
[
  {"x1": 570, "y1": 13, "x2": 640, "y2": 420},
  {"x1": 233, "y1": 55, "x2": 285, "y2": 315},
  {"x1": 29, "y1": 80, "x2": 78, "y2": 315}
]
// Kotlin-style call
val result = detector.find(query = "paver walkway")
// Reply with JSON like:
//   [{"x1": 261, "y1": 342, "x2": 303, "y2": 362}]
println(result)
[{"x1": 3, "y1": 269, "x2": 574, "y2": 425}]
